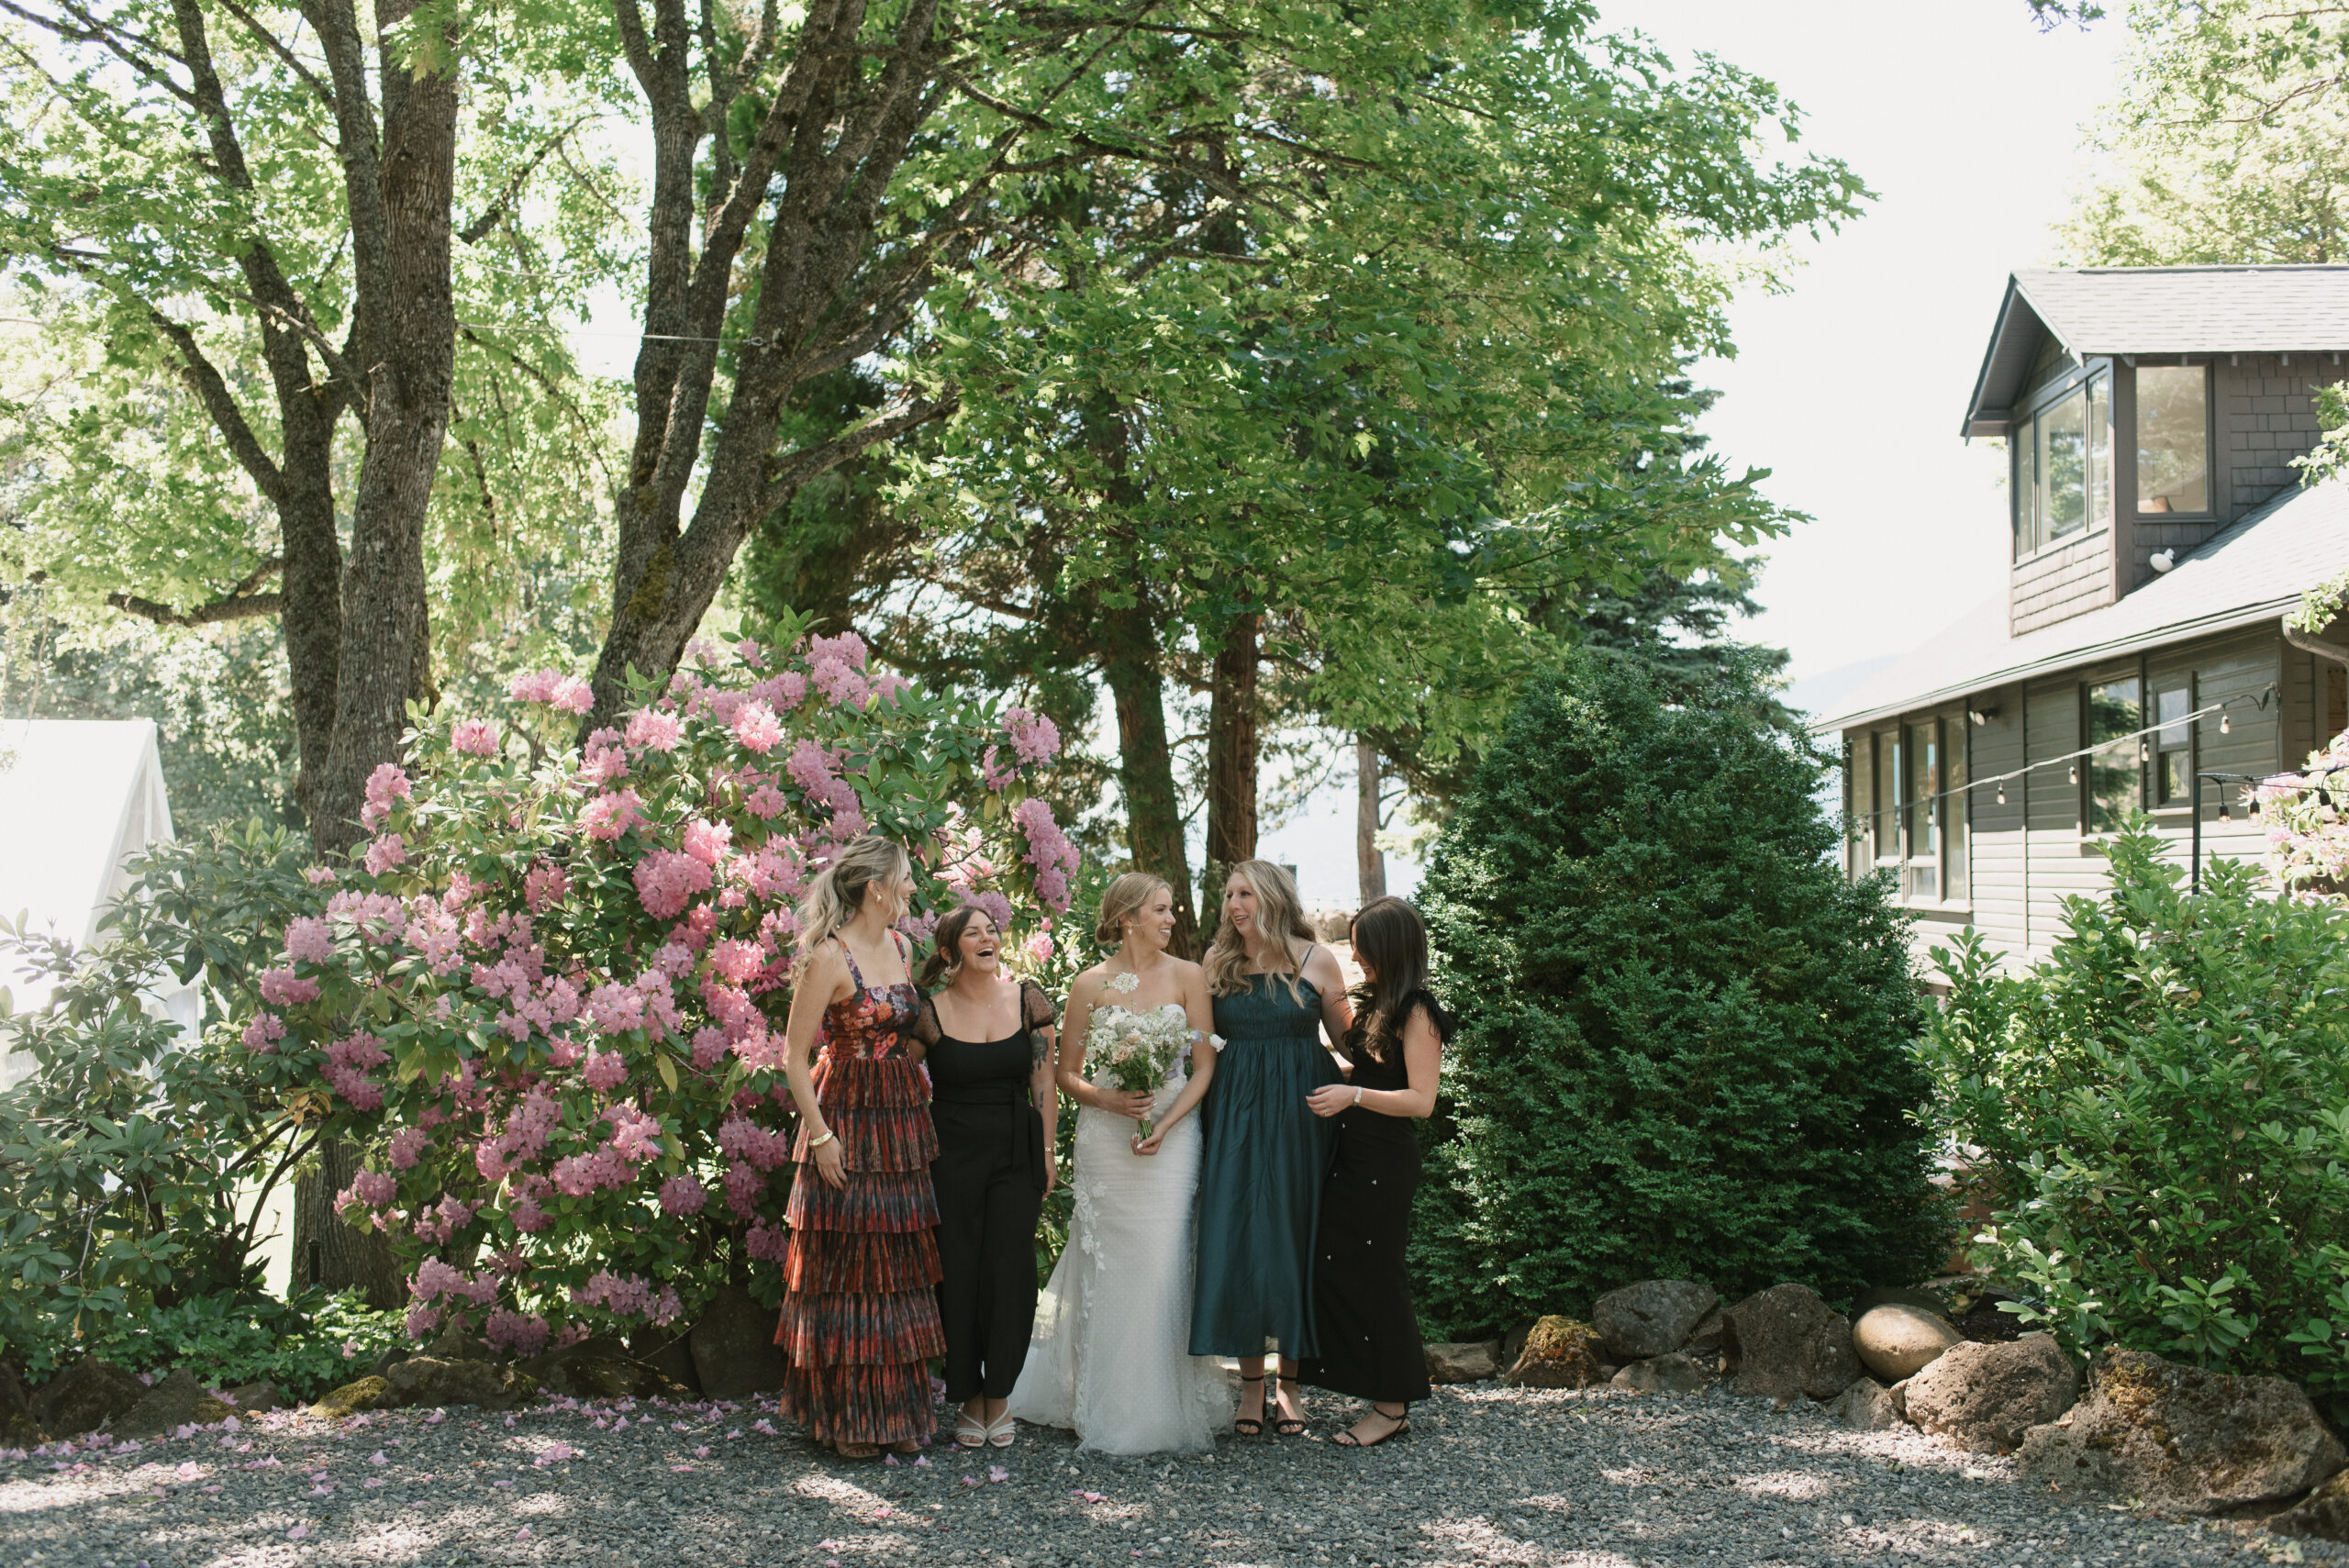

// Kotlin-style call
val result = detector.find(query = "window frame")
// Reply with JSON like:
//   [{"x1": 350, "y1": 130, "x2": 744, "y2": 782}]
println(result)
[
  {"x1": 2010, "y1": 358, "x2": 2117, "y2": 563},
  {"x1": 2132, "y1": 360, "x2": 2217, "y2": 523},
  {"x1": 1845, "y1": 716, "x2": 1969, "y2": 909},
  {"x1": 2080, "y1": 671, "x2": 2147, "y2": 833}
]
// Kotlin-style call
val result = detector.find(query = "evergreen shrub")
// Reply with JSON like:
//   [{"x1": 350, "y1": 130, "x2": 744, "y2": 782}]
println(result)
[
  {"x1": 1923, "y1": 828, "x2": 2349, "y2": 1410},
  {"x1": 1410, "y1": 651, "x2": 1948, "y2": 1336}
]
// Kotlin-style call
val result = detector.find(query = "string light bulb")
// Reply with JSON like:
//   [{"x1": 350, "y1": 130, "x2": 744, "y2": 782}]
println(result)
[
  {"x1": 2140, "y1": 739, "x2": 2152, "y2": 762},
  {"x1": 2219, "y1": 799, "x2": 2232, "y2": 822},
  {"x1": 2221, "y1": 713, "x2": 2232, "y2": 734},
  {"x1": 1997, "y1": 782, "x2": 2008, "y2": 806},
  {"x1": 2069, "y1": 763, "x2": 2079, "y2": 784}
]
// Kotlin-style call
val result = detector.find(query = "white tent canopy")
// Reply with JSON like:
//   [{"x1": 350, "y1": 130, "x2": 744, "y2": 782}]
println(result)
[{"x1": 0, "y1": 717, "x2": 192, "y2": 1088}]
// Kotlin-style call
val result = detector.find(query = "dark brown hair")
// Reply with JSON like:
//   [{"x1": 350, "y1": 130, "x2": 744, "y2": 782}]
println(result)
[
  {"x1": 918, "y1": 903, "x2": 996, "y2": 990},
  {"x1": 1348, "y1": 895, "x2": 1441, "y2": 1062}
]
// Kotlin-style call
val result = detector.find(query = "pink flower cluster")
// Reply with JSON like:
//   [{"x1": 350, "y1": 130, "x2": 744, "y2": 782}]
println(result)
[
  {"x1": 626, "y1": 707, "x2": 681, "y2": 752},
  {"x1": 1011, "y1": 797, "x2": 1079, "y2": 912},
  {"x1": 324, "y1": 1030, "x2": 389, "y2": 1111},
  {"x1": 412, "y1": 1194, "x2": 480, "y2": 1246},
  {"x1": 258, "y1": 967, "x2": 320, "y2": 1006},
  {"x1": 241, "y1": 1012, "x2": 285, "y2": 1052},
  {"x1": 361, "y1": 763, "x2": 411, "y2": 829},
  {"x1": 807, "y1": 632, "x2": 870, "y2": 708},
  {"x1": 283, "y1": 917, "x2": 333, "y2": 965},
  {"x1": 451, "y1": 718, "x2": 501, "y2": 757},
  {"x1": 580, "y1": 788, "x2": 647, "y2": 841},
  {"x1": 634, "y1": 849, "x2": 713, "y2": 919},
  {"x1": 388, "y1": 1128, "x2": 430, "y2": 1170},
  {"x1": 657, "y1": 1174, "x2": 707, "y2": 1217},
  {"x1": 1002, "y1": 706, "x2": 1061, "y2": 764},
  {"x1": 509, "y1": 669, "x2": 593, "y2": 714},
  {"x1": 484, "y1": 1309, "x2": 550, "y2": 1358},
  {"x1": 364, "y1": 833, "x2": 407, "y2": 875},
  {"x1": 411, "y1": 1257, "x2": 498, "y2": 1307}
]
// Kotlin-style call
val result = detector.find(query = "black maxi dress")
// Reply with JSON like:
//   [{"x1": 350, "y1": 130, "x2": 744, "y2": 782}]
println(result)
[
  {"x1": 1297, "y1": 992, "x2": 1451, "y2": 1406},
  {"x1": 915, "y1": 982, "x2": 1056, "y2": 1404}
]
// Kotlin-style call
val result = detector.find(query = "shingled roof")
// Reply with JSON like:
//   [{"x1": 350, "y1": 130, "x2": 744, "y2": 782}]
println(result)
[
  {"x1": 1964, "y1": 265, "x2": 2349, "y2": 437},
  {"x1": 1810, "y1": 479, "x2": 2349, "y2": 733}
]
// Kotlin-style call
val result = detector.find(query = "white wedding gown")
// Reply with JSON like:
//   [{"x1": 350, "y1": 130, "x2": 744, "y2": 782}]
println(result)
[{"x1": 1007, "y1": 1004, "x2": 1234, "y2": 1453}]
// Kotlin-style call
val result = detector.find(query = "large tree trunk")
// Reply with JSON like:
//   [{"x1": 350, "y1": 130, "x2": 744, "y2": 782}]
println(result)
[
  {"x1": 1100, "y1": 601, "x2": 1201, "y2": 959},
  {"x1": 292, "y1": 1138, "x2": 406, "y2": 1308},
  {"x1": 305, "y1": 6, "x2": 461, "y2": 855},
  {"x1": 1356, "y1": 738, "x2": 1387, "y2": 907},
  {"x1": 1202, "y1": 611, "x2": 1261, "y2": 922}
]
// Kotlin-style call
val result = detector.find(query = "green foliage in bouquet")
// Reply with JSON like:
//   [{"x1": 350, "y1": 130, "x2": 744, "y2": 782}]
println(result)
[
  {"x1": 1410, "y1": 650, "x2": 1948, "y2": 1336},
  {"x1": 1922, "y1": 828, "x2": 2349, "y2": 1410}
]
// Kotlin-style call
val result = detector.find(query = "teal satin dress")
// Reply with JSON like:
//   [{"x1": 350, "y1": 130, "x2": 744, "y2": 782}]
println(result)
[{"x1": 1188, "y1": 966, "x2": 1341, "y2": 1358}]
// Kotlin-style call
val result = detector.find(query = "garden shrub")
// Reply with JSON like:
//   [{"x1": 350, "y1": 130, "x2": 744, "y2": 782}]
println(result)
[
  {"x1": 1410, "y1": 650, "x2": 1948, "y2": 1337},
  {"x1": 63, "y1": 1291, "x2": 408, "y2": 1398},
  {"x1": 236, "y1": 614, "x2": 1073, "y2": 1353},
  {"x1": 1923, "y1": 827, "x2": 2349, "y2": 1411},
  {"x1": 0, "y1": 823, "x2": 321, "y2": 1367}
]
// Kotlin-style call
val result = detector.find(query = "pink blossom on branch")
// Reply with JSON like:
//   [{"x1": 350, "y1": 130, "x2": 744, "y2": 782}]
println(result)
[
  {"x1": 633, "y1": 850, "x2": 713, "y2": 920},
  {"x1": 451, "y1": 718, "x2": 501, "y2": 758},
  {"x1": 283, "y1": 917, "x2": 333, "y2": 965},
  {"x1": 731, "y1": 700, "x2": 785, "y2": 755},
  {"x1": 258, "y1": 967, "x2": 320, "y2": 1006},
  {"x1": 579, "y1": 789, "x2": 647, "y2": 841},
  {"x1": 625, "y1": 706, "x2": 682, "y2": 752},
  {"x1": 363, "y1": 834, "x2": 408, "y2": 876}
]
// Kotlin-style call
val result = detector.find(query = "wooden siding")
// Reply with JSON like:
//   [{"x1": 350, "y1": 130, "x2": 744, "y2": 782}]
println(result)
[
  {"x1": 2122, "y1": 354, "x2": 2328, "y2": 593},
  {"x1": 1842, "y1": 628, "x2": 2288, "y2": 977},
  {"x1": 2011, "y1": 529, "x2": 2114, "y2": 636}
]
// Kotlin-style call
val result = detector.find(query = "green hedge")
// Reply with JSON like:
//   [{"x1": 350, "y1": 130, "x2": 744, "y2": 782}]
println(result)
[{"x1": 1409, "y1": 651, "x2": 1949, "y2": 1336}]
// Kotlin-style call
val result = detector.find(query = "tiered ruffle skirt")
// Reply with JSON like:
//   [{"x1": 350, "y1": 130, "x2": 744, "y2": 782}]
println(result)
[{"x1": 775, "y1": 1050, "x2": 944, "y2": 1444}]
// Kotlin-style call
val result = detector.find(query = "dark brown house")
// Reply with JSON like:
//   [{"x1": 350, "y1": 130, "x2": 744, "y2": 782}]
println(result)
[{"x1": 1815, "y1": 265, "x2": 2349, "y2": 969}]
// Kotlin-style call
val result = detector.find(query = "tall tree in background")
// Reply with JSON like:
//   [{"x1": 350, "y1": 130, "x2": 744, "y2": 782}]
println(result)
[
  {"x1": 2049, "y1": 0, "x2": 2349, "y2": 264},
  {"x1": 0, "y1": 0, "x2": 624, "y2": 851}
]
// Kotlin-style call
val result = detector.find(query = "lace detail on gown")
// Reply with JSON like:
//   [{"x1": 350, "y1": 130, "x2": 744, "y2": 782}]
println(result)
[{"x1": 1006, "y1": 1003, "x2": 1233, "y2": 1453}]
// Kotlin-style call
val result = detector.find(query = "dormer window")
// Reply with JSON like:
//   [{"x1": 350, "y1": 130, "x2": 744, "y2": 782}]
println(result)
[
  {"x1": 2011, "y1": 372, "x2": 2112, "y2": 559},
  {"x1": 2134, "y1": 363, "x2": 2210, "y2": 515}
]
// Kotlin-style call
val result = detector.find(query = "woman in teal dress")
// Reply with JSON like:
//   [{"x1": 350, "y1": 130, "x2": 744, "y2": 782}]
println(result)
[{"x1": 1189, "y1": 859, "x2": 1353, "y2": 1437}]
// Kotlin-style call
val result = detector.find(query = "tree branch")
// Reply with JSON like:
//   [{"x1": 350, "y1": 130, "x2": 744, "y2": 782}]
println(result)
[{"x1": 461, "y1": 115, "x2": 596, "y2": 244}]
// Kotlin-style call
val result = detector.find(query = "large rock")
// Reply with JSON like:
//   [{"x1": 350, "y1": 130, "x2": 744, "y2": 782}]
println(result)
[
  {"x1": 1685, "y1": 1307, "x2": 1725, "y2": 1358},
  {"x1": 1503, "y1": 1317, "x2": 1607, "y2": 1389},
  {"x1": 1905, "y1": 1333, "x2": 2077, "y2": 1453},
  {"x1": 629, "y1": 1328, "x2": 704, "y2": 1396},
  {"x1": 308, "y1": 1375, "x2": 391, "y2": 1418},
  {"x1": 1826, "y1": 1376, "x2": 1903, "y2": 1431},
  {"x1": 384, "y1": 1356, "x2": 540, "y2": 1413},
  {"x1": 0, "y1": 1363, "x2": 44, "y2": 1448},
  {"x1": 115, "y1": 1370, "x2": 235, "y2": 1440},
  {"x1": 519, "y1": 1347, "x2": 687, "y2": 1403},
  {"x1": 2018, "y1": 1348, "x2": 2344, "y2": 1514},
  {"x1": 1721, "y1": 1284, "x2": 1863, "y2": 1401},
  {"x1": 688, "y1": 1285, "x2": 789, "y2": 1400},
  {"x1": 1853, "y1": 1304, "x2": 1964, "y2": 1383},
  {"x1": 220, "y1": 1381, "x2": 290, "y2": 1414},
  {"x1": 2270, "y1": 1470, "x2": 2349, "y2": 1541},
  {"x1": 1850, "y1": 1285, "x2": 1954, "y2": 1321},
  {"x1": 32, "y1": 1358, "x2": 147, "y2": 1439},
  {"x1": 1610, "y1": 1353, "x2": 1709, "y2": 1396},
  {"x1": 1593, "y1": 1281, "x2": 1720, "y2": 1362},
  {"x1": 1423, "y1": 1341, "x2": 1501, "y2": 1384}
]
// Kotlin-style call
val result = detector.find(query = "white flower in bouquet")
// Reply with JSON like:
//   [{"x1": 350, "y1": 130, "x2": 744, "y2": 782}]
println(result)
[{"x1": 1085, "y1": 994, "x2": 1194, "y2": 1142}]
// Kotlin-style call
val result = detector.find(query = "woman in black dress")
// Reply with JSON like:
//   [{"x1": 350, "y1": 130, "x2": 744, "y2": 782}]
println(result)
[
  {"x1": 913, "y1": 904, "x2": 1058, "y2": 1449},
  {"x1": 1297, "y1": 895, "x2": 1452, "y2": 1448}
]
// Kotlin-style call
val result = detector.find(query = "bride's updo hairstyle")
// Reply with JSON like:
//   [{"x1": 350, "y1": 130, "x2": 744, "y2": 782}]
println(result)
[
  {"x1": 1094, "y1": 871, "x2": 1172, "y2": 949},
  {"x1": 794, "y1": 834, "x2": 913, "y2": 978},
  {"x1": 1202, "y1": 859, "x2": 1317, "y2": 1000}
]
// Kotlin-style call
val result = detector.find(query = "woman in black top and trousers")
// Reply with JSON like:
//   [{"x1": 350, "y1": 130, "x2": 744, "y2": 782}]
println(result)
[
  {"x1": 1298, "y1": 896, "x2": 1453, "y2": 1449},
  {"x1": 912, "y1": 904, "x2": 1058, "y2": 1449}
]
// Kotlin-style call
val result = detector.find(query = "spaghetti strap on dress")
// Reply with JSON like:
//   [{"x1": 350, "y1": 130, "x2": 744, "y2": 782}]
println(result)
[{"x1": 774, "y1": 931, "x2": 946, "y2": 1445}]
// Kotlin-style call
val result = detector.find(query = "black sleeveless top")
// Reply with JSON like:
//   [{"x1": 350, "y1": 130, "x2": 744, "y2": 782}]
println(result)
[
  {"x1": 1342, "y1": 987, "x2": 1453, "y2": 1085},
  {"x1": 913, "y1": 982, "x2": 1057, "y2": 1190}
]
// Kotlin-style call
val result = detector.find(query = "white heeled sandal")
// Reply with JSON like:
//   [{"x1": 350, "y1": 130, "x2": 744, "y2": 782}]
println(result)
[
  {"x1": 954, "y1": 1407, "x2": 989, "y2": 1449},
  {"x1": 986, "y1": 1410, "x2": 1017, "y2": 1448}
]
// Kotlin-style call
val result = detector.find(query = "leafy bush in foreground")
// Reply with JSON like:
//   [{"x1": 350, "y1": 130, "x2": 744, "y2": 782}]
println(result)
[
  {"x1": 1923, "y1": 827, "x2": 2349, "y2": 1409},
  {"x1": 1410, "y1": 651, "x2": 1947, "y2": 1337}
]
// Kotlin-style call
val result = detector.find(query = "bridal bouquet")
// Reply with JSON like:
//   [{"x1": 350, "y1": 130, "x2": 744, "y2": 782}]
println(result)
[{"x1": 1086, "y1": 976, "x2": 1198, "y2": 1142}]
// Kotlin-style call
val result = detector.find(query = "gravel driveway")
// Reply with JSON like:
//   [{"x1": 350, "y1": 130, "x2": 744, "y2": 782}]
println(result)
[{"x1": 2, "y1": 1377, "x2": 2337, "y2": 1566}]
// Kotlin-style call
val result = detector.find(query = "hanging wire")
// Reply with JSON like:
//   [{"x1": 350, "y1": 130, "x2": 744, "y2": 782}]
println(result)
[{"x1": 1854, "y1": 688, "x2": 2275, "y2": 812}]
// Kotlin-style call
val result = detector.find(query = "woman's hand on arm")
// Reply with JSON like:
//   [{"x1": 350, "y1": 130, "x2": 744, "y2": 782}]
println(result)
[{"x1": 782, "y1": 946, "x2": 852, "y2": 1188}]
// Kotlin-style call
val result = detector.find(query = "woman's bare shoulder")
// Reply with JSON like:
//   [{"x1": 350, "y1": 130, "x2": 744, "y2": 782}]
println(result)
[
  {"x1": 1162, "y1": 954, "x2": 1207, "y2": 981},
  {"x1": 1067, "y1": 962, "x2": 1110, "y2": 997}
]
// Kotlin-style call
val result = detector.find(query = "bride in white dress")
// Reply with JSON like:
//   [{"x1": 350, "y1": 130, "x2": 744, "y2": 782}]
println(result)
[{"x1": 1007, "y1": 872, "x2": 1235, "y2": 1453}]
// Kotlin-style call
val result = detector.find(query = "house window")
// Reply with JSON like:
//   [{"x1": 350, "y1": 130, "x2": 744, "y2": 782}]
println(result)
[
  {"x1": 1873, "y1": 728, "x2": 1899, "y2": 864},
  {"x1": 2012, "y1": 373, "x2": 2113, "y2": 558},
  {"x1": 2136, "y1": 364, "x2": 2209, "y2": 515},
  {"x1": 1904, "y1": 720, "x2": 1939, "y2": 902},
  {"x1": 2154, "y1": 684, "x2": 2192, "y2": 804},
  {"x1": 2085, "y1": 676, "x2": 2144, "y2": 830},
  {"x1": 1944, "y1": 728, "x2": 1968, "y2": 903}
]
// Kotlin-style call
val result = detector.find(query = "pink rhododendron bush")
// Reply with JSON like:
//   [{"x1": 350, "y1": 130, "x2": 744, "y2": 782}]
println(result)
[
  {"x1": 249, "y1": 620, "x2": 1075, "y2": 1351},
  {"x1": 2256, "y1": 730, "x2": 2349, "y2": 899}
]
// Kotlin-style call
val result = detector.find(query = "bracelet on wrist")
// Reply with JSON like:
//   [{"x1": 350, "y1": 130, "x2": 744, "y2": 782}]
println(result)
[
  {"x1": 808, "y1": 1129, "x2": 836, "y2": 1150},
  {"x1": 1353, "y1": 1085, "x2": 1364, "y2": 1106}
]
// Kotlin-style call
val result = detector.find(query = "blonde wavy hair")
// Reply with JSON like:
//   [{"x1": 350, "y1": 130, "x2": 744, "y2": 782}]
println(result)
[
  {"x1": 1093, "y1": 871, "x2": 1172, "y2": 949},
  {"x1": 1201, "y1": 859, "x2": 1317, "y2": 999},
  {"x1": 794, "y1": 835, "x2": 913, "y2": 977}
]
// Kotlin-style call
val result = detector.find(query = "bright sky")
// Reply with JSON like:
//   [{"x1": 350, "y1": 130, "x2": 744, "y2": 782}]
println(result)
[{"x1": 1263, "y1": 1, "x2": 2132, "y2": 905}]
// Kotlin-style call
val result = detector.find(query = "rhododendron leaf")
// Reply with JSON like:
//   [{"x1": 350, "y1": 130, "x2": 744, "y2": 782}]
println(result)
[{"x1": 655, "y1": 1054, "x2": 679, "y2": 1093}]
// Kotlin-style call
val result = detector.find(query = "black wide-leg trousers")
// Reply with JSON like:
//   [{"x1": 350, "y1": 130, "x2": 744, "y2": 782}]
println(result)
[{"x1": 930, "y1": 1100, "x2": 1043, "y2": 1402}]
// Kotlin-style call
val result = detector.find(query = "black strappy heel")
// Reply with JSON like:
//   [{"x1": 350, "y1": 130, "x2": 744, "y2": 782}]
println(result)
[
  {"x1": 1233, "y1": 1373, "x2": 1265, "y2": 1436},
  {"x1": 1330, "y1": 1403, "x2": 1411, "y2": 1448},
  {"x1": 1274, "y1": 1375, "x2": 1309, "y2": 1438}
]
